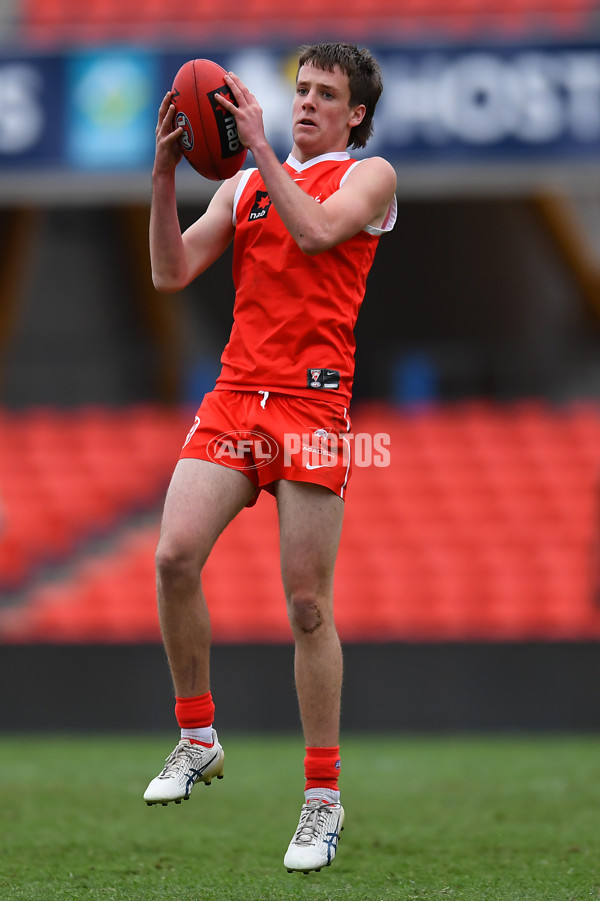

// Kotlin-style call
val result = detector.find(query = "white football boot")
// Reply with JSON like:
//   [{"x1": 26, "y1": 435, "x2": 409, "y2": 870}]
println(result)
[
  {"x1": 284, "y1": 799, "x2": 345, "y2": 873},
  {"x1": 143, "y1": 731, "x2": 224, "y2": 805}
]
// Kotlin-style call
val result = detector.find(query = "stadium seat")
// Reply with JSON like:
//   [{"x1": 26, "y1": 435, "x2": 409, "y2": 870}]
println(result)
[
  {"x1": 2, "y1": 401, "x2": 600, "y2": 643},
  {"x1": 22, "y1": 0, "x2": 598, "y2": 41}
]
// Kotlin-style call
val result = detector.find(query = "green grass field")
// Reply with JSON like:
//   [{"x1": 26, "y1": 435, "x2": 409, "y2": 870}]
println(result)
[{"x1": 1, "y1": 734, "x2": 600, "y2": 900}]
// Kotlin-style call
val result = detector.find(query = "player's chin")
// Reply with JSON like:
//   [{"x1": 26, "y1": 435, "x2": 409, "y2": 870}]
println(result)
[
  {"x1": 294, "y1": 123, "x2": 318, "y2": 138},
  {"x1": 292, "y1": 127, "x2": 321, "y2": 154}
]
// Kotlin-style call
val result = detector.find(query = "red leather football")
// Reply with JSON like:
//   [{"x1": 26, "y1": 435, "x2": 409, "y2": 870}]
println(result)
[{"x1": 170, "y1": 59, "x2": 247, "y2": 181}]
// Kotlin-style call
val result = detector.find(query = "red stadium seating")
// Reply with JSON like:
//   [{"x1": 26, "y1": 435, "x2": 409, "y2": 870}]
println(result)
[
  {"x1": 0, "y1": 405, "x2": 189, "y2": 589},
  {"x1": 1, "y1": 400, "x2": 600, "y2": 643},
  {"x1": 22, "y1": 0, "x2": 598, "y2": 42}
]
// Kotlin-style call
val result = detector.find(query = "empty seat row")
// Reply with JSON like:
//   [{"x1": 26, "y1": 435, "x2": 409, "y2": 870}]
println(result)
[
  {"x1": 22, "y1": 0, "x2": 596, "y2": 41},
  {"x1": 0, "y1": 405, "x2": 190, "y2": 587},
  {"x1": 1, "y1": 400, "x2": 600, "y2": 641}
]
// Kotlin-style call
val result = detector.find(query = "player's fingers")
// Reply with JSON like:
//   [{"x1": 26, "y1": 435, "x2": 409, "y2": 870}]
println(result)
[
  {"x1": 156, "y1": 95, "x2": 174, "y2": 133},
  {"x1": 157, "y1": 92, "x2": 172, "y2": 120},
  {"x1": 164, "y1": 120, "x2": 182, "y2": 140},
  {"x1": 157, "y1": 126, "x2": 183, "y2": 160},
  {"x1": 214, "y1": 91, "x2": 234, "y2": 112},
  {"x1": 225, "y1": 71, "x2": 250, "y2": 101},
  {"x1": 157, "y1": 102, "x2": 177, "y2": 135}
]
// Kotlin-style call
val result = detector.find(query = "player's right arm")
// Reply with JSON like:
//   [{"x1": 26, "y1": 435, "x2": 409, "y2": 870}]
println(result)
[{"x1": 150, "y1": 92, "x2": 239, "y2": 294}]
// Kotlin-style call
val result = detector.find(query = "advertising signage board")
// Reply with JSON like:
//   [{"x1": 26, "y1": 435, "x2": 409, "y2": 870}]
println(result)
[{"x1": 1, "y1": 42, "x2": 599, "y2": 173}]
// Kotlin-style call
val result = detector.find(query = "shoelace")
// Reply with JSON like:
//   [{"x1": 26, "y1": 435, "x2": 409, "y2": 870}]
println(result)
[
  {"x1": 158, "y1": 742, "x2": 198, "y2": 778},
  {"x1": 293, "y1": 801, "x2": 337, "y2": 846}
]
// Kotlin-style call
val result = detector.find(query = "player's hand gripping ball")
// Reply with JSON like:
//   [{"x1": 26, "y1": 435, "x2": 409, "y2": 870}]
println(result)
[{"x1": 170, "y1": 59, "x2": 248, "y2": 181}]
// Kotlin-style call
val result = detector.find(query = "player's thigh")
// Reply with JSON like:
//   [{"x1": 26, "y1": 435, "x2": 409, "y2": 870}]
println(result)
[
  {"x1": 159, "y1": 458, "x2": 255, "y2": 567},
  {"x1": 276, "y1": 480, "x2": 344, "y2": 599}
]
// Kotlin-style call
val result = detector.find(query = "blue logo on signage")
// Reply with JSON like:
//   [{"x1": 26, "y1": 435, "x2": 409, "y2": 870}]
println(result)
[{"x1": 66, "y1": 50, "x2": 156, "y2": 170}]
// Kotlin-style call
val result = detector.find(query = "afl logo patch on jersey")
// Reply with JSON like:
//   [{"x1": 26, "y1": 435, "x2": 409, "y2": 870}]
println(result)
[
  {"x1": 248, "y1": 190, "x2": 272, "y2": 221},
  {"x1": 307, "y1": 369, "x2": 340, "y2": 390}
]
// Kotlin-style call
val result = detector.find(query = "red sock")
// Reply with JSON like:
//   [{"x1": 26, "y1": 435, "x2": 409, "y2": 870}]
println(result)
[
  {"x1": 304, "y1": 746, "x2": 341, "y2": 792},
  {"x1": 175, "y1": 692, "x2": 215, "y2": 729}
]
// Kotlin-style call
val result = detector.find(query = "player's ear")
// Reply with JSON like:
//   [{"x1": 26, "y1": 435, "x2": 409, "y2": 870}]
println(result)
[{"x1": 348, "y1": 104, "x2": 366, "y2": 128}]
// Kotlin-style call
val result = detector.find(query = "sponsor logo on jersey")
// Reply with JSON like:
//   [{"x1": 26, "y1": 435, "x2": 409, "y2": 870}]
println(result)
[
  {"x1": 248, "y1": 190, "x2": 272, "y2": 221},
  {"x1": 307, "y1": 369, "x2": 340, "y2": 390}
]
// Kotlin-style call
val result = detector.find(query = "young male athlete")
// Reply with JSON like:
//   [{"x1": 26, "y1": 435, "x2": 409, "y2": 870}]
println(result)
[{"x1": 144, "y1": 42, "x2": 397, "y2": 873}]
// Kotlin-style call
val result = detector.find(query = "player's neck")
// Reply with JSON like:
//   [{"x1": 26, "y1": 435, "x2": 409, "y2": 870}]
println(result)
[
  {"x1": 291, "y1": 142, "x2": 348, "y2": 165},
  {"x1": 288, "y1": 150, "x2": 351, "y2": 171}
]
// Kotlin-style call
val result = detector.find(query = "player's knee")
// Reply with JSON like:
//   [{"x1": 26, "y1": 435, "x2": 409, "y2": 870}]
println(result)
[
  {"x1": 155, "y1": 538, "x2": 202, "y2": 590},
  {"x1": 288, "y1": 594, "x2": 324, "y2": 634}
]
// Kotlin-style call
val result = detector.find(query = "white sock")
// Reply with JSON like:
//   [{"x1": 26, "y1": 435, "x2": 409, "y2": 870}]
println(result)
[
  {"x1": 181, "y1": 726, "x2": 214, "y2": 745},
  {"x1": 305, "y1": 788, "x2": 340, "y2": 804}
]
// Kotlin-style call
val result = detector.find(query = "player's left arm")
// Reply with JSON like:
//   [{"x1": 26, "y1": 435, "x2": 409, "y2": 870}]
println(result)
[
  {"x1": 310, "y1": 157, "x2": 397, "y2": 251},
  {"x1": 267, "y1": 156, "x2": 396, "y2": 255},
  {"x1": 264, "y1": 153, "x2": 396, "y2": 255},
  {"x1": 217, "y1": 72, "x2": 397, "y2": 255},
  {"x1": 249, "y1": 145, "x2": 396, "y2": 256}
]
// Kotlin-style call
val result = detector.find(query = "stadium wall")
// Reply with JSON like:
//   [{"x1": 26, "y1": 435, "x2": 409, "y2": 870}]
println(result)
[
  {"x1": 2, "y1": 642, "x2": 600, "y2": 733},
  {"x1": 1, "y1": 196, "x2": 595, "y2": 409}
]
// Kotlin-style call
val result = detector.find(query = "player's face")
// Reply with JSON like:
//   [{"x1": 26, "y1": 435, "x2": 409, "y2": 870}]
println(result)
[{"x1": 292, "y1": 64, "x2": 365, "y2": 162}]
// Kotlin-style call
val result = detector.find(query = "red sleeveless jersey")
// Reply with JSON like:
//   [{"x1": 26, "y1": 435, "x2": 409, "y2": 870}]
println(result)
[{"x1": 215, "y1": 152, "x2": 396, "y2": 407}]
